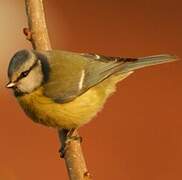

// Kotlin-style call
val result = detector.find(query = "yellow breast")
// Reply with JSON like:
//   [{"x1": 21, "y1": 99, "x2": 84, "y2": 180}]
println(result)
[{"x1": 17, "y1": 73, "x2": 132, "y2": 129}]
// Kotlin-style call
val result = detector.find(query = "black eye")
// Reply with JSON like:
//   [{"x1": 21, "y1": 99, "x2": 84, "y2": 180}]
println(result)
[{"x1": 20, "y1": 70, "x2": 29, "y2": 78}]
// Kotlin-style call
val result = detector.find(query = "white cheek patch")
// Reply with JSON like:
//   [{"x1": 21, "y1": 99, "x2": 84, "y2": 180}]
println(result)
[{"x1": 17, "y1": 64, "x2": 43, "y2": 93}]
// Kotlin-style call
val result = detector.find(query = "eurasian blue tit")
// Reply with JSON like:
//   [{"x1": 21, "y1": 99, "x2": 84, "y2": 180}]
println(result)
[{"x1": 6, "y1": 50, "x2": 177, "y2": 129}]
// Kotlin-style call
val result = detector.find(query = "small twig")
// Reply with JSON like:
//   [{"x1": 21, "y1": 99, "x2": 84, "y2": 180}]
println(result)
[
  {"x1": 23, "y1": 27, "x2": 32, "y2": 41},
  {"x1": 24, "y1": 0, "x2": 91, "y2": 179}
]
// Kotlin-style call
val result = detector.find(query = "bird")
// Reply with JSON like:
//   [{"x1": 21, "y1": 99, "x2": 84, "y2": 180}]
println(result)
[{"x1": 6, "y1": 49, "x2": 178, "y2": 135}]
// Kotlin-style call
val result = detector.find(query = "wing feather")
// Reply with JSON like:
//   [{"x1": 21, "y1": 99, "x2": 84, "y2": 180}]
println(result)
[{"x1": 43, "y1": 51, "x2": 136, "y2": 103}]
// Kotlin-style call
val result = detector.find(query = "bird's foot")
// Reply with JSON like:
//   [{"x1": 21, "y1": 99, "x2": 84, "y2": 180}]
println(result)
[
  {"x1": 59, "y1": 129, "x2": 82, "y2": 158},
  {"x1": 66, "y1": 134, "x2": 83, "y2": 144}
]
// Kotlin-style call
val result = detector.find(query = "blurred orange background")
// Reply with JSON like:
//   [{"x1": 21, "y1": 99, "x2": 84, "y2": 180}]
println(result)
[{"x1": 0, "y1": 0, "x2": 182, "y2": 179}]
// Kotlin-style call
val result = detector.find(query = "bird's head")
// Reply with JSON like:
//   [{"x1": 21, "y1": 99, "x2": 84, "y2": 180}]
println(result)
[{"x1": 6, "y1": 49, "x2": 49, "y2": 95}]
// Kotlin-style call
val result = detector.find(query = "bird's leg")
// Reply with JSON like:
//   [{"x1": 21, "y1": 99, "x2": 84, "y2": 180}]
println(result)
[
  {"x1": 59, "y1": 128, "x2": 82, "y2": 158},
  {"x1": 66, "y1": 128, "x2": 83, "y2": 143}
]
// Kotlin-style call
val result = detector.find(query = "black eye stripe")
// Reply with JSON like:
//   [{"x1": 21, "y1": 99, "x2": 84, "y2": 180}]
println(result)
[
  {"x1": 20, "y1": 70, "x2": 30, "y2": 78},
  {"x1": 15, "y1": 60, "x2": 39, "y2": 82}
]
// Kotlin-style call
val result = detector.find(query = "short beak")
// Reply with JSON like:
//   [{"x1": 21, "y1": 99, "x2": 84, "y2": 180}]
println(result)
[{"x1": 6, "y1": 82, "x2": 16, "y2": 88}]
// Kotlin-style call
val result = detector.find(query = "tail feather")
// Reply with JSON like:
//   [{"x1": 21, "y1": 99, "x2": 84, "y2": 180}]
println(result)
[{"x1": 123, "y1": 54, "x2": 178, "y2": 72}]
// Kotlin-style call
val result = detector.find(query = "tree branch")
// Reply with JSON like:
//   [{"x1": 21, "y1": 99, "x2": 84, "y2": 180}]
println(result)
[
  {"x1": 25, "y1": 0, "x2": 51, "y2": 50},
  {"x1": 58, "y1": 130, "x2": 91, "y2": 180},
  {"x1": 24, "y1": 0, "x2": 91, "y2": 179}
]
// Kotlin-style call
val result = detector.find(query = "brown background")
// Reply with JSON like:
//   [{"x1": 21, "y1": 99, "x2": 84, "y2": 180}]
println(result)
[{"x1": 0, "y1": 0, "x2": 182, "y2": 179}]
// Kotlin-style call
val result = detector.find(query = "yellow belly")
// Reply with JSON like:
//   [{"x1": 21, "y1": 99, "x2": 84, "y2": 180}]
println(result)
[{"x1": 17, "y1": 73, "x2": 132, "y2": 129}]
